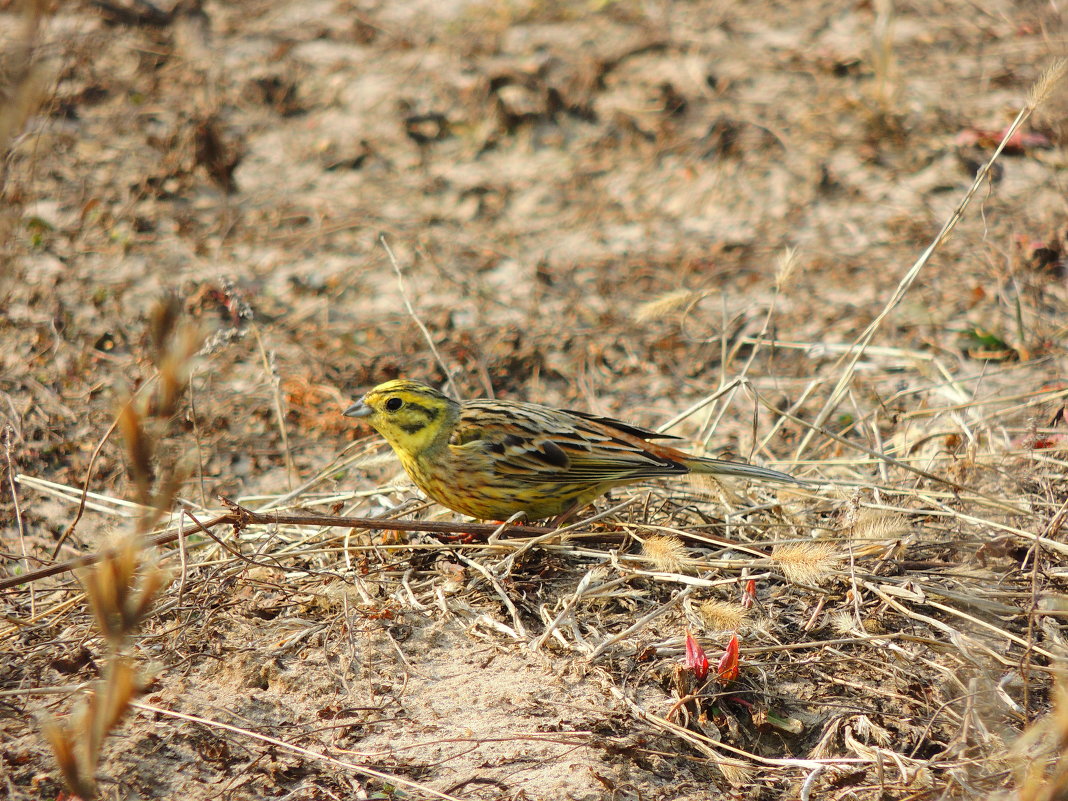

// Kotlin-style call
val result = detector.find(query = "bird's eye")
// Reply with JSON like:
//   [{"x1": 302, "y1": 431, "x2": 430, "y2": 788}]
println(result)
[{"x1": 385, "y1": 397, "x2": 403, "y2": 412}]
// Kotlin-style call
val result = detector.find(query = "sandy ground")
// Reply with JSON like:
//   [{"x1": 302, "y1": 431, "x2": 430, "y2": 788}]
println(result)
[{"x1": 2, "y1": 0, "x2": 1068, "y2": 799}]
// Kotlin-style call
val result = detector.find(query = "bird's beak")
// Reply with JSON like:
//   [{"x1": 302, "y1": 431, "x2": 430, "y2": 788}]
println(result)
[{"x1": 344, "y1": 400, "x2": 373, "y2": 418}]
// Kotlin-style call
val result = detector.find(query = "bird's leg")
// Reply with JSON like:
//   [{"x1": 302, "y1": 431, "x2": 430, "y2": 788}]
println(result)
[
  {"x1": 549, "y1": 502, "x2": 585, "y2": 528},
  {"x1": 487, "y1": 511, "x2": 528, "y2": 541}
]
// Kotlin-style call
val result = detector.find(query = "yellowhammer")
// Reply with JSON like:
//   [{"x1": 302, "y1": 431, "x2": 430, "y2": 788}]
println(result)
[{"x1": 345, "y1": 379, "x2": 797, "y2": 521}]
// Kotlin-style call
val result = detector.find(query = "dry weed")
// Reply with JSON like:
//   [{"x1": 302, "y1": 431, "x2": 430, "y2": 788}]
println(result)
[{"x1": 38, "y1": 299, "x2": 199, "y2": 799}]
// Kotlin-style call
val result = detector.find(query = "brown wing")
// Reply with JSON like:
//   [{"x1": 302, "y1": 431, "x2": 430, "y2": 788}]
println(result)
[
  {"x1": 560, "y1": 409, "x2": 683, "y2": 441},
  {"x1": 452, "y1": 400, "x2": 688, "y2": 485}
]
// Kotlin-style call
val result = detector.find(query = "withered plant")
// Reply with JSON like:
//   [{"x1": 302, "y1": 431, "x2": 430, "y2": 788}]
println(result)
[{"x1": 39, "y1": 298, "x2": 200, "y2": 799}]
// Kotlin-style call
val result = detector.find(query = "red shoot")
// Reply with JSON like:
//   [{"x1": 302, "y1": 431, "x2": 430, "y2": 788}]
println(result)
[
  {"x1": 716, "y1": 634, "x2": 740, "y2": 684},
  {"x1": 684, "y1": 631, "x2": 709, "y2": 681},
  {"x1": 742, "y1": 578, "x2": 757, "y2": 609}
]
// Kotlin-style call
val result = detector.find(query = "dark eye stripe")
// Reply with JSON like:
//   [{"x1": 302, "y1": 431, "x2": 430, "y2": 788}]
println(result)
[{"x1": 406, "y1": 402, "x2": 440, "y2": 422}]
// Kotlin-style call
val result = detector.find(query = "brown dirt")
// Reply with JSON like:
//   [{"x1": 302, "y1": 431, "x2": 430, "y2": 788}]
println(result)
[{"x1": 2, "y1": 0, "x2": 1068, "y2": 799}]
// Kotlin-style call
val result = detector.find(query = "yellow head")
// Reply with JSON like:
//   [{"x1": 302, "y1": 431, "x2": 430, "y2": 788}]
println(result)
[{"x1": 344, "y1": 379, "x2": 460, "y2": 456}]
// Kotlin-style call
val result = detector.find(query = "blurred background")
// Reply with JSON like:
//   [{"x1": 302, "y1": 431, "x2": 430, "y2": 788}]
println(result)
[{"x1": 2, "y1": 0, "x2": 1066, "y2": 798}]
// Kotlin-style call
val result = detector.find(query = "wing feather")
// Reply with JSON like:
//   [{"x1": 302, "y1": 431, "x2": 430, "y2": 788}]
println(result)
[
  {"x1": 561, "y1": 409, "x2": 682, "y2": 440},
  {"x1": 453, "y1": 400, "x2": 687, "y2": 485}
]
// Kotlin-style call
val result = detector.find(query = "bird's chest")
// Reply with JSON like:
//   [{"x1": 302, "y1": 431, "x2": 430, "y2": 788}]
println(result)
[{"x1": 395, "y1": 450, "x2": 439, "y2": 495}]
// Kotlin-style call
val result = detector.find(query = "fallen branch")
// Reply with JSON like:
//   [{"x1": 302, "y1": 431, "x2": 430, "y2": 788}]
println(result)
[
  {"x1": 1, "y1": 497, "x2": 780, "y2": 591},
  {"x1": 0, "y1": 500, "x2": 554, "y2": 591}
]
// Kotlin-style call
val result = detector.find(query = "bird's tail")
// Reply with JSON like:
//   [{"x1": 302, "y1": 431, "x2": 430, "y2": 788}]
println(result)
[{"x1": 684, "y1": 456, "x2": 800, "y2": 484}]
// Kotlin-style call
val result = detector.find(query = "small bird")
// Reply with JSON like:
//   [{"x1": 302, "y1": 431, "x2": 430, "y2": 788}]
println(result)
[{"x1": 345, "y1": 379, "x2": 797, "y2": 522}]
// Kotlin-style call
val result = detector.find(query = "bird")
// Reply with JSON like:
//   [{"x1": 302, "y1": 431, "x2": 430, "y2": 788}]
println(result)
[{"x1": 344, "y1": 379, "x2": 798, "y2": 522}]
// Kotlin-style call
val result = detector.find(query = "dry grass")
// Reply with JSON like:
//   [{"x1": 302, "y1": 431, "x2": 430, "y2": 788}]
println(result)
[{"x1": 7, "y1": 354, "x2": 1067, "y2": 796}]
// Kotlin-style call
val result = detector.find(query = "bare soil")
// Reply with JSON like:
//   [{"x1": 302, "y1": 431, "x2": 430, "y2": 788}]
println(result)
[{"x1": 2, "y1": 1, "x2": 1068, "y2": 799}]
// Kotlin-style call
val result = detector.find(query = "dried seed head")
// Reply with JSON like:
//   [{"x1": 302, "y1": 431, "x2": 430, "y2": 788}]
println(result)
[
  {"x1": 634, "y1": 289, "x2": 701, "y2": 322},
  {"x1": 698, "y1": 598, "x2": 748, "y2": 632},
  {"x1": 775, "y1": 246, "x2": 801, "y2": 292},
  {"x1": 147, "y1": 294, "x2": 182, "y2": 366},
  {"x1": 716, "y1": 759, "x2": 752, "y2": 787},
  {"x1": 685, "y1": 472, "x2": 731, "y2": 500},
  {"x1": 154, "y1": 324, "x2": 203, "y2": 417},
  {"x1": 39, "y1": 714, "x2": 94, "y2": 800},
  {"x1": 853, "y1": 714, "x2": 893, "y2": 746},
  {"x1": 773, "y1": 541, "x2": 840, "y2": 585},
  {"x1": 850, "y1": 509, "x2": 909, "y2": 541},
  {"x1": 118, "y1": 403, "x2": 153, "y2": 508},
  {"x1": 40, "y1": 656, "x2": 152, "y2": 801},
  {"x1": 641, "y1": 534, "x2": 688, "y2": 572},
  {"x1": 80, "y1": 537, "x2": 168, "y2": 645},
  {"x1": 148, "y1": 451, "x2": 195, "y2": 525},
  {"x1": 1029, "y1": 58, "x2": 1067, "y2": 110},
  {"x1": 85, "y1": 657, "x2": 141, "y2": 751},
  {"x1": 829, "y1": 610, "x2": 858, "y2": 635}
]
